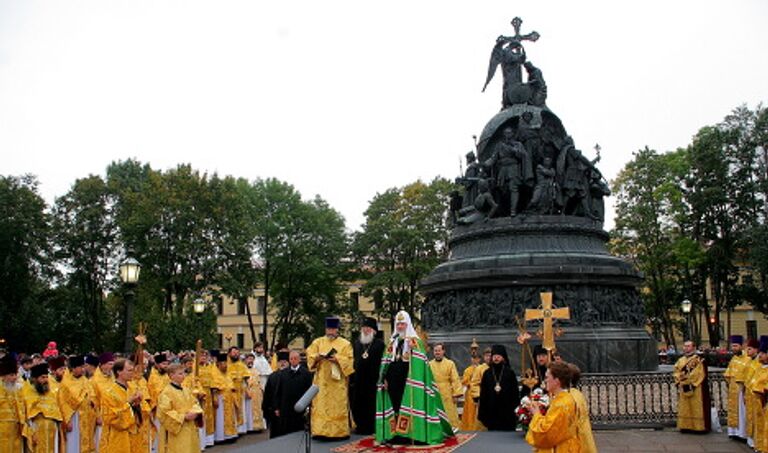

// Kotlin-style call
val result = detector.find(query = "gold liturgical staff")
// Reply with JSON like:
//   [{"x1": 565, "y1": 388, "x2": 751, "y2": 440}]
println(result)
[{"x1": 525, "y1": 292, "x2": 570, "y2": 352}]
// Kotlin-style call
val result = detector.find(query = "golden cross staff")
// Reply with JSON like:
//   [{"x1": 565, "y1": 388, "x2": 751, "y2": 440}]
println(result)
[
  {"x1": 525, "y1": 292, "x2": 570, "y2": 356},
  {"x1": 515, "y1": 316, "x2": 539, "y2": 390}
]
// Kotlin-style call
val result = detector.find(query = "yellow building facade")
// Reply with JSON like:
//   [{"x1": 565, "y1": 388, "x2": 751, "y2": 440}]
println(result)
[{"x1": 215, "y1": 282, "x2": 392, "y2": 351}]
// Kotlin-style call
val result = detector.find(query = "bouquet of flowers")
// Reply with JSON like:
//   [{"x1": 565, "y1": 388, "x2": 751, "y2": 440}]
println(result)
[{"x1": 515, "y1": 388, "x2": 550, "y2": 430}]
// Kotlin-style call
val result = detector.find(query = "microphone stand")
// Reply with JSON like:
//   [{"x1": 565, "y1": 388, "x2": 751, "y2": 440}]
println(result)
[{"x1": 303, "y1": 405, "x2": 311, "y2": 453}]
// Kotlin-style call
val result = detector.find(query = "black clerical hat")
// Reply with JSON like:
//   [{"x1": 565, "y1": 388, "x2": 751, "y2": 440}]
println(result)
[
  {"x1": 69, "y1": 355, "x2": 85, "y2": 368},
  {"x1": 325, "y1": 316, "x2": 340, "y2": 329},
  {"x1": 84, "y1": 354, "x2": 99, "y2": 367},
  {"x1": 154, "y1": 353, "x2": 168, "y2": 364},
  {"x1": 0, "y1": 356, "x2": 16, "y2": 376},
  {"x1": 490, "y1": 344, "x2": 509, "y2": 363},
  {"x1": 362, "y1": 317, "x2": 378, "y2": 331},
  {"x1": 30, "y1": 363, "x2": 49, "y2": 379},
  {"x1": 216, "y1": 352, "x2": 228, "y2": 363},
  {"x1": 533, "y1": 344, "x2": 548, "y2": 357},
  {"x1": 277, "y1": 351, "x2": 289, "y2": 361}
]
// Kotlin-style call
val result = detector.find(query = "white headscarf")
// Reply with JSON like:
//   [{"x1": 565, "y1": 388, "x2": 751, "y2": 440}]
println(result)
[{"x1": 390, "y1": 310, "x2": 419, "y2": 357}]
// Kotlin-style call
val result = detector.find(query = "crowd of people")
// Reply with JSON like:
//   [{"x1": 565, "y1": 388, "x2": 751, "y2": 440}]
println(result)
[
  {"x1": 711, "y1": 334, "x2": 768, "y2": 453},
  {"x1": 0, "y1": 311, "x2": 597, "y2": 453}
]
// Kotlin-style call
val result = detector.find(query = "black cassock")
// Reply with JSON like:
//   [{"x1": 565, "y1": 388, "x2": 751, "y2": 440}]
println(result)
[
  {"x1": 349, "y1": 338, "x2": 385, "y2": 434},
  {"x1": 262, "y1": 366, "x2": 313, "y2": 438},
  {"x1": 262, "y1": 370, "x2": 282, "y2": 438},
  {"x1": 478, "y1": 363, "x2": 520, "y2": 431}
]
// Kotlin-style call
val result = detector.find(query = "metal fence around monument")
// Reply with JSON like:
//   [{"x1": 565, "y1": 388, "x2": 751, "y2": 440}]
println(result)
[{"x1": 579, "y1": 370, "x2": 727, "y2": 429}]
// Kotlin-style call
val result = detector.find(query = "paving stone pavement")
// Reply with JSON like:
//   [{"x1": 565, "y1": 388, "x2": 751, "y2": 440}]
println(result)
[
  {"x1": 594, "y1": 429, "x2": 751, "y2": 452},
  {"x1": 207, "y1": 428, "x2": 752, "y2": 452}
]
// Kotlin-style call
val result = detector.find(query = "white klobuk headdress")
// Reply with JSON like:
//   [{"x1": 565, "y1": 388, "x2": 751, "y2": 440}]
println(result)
[{"x1": 390, "y1": 310, "x2": 419, "y2": 357}]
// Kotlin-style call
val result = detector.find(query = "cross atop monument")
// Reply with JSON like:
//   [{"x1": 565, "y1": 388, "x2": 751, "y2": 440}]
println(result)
[
  {"x1": 507, "y1": 16, "x2": 540, "y2": 46},
  {"x1": 525, "y1": 292, "x2": 570, "y2": 351}
]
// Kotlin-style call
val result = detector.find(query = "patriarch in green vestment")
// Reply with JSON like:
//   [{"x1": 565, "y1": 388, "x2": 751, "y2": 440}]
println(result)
[{"x1": 375, "y1": 311, "x2": 453, "y2": 445}]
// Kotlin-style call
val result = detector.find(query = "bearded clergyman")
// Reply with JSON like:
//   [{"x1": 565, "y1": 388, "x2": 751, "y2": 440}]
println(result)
[
  {"x1": 306, "y1": 316, "x2": 355, "y2": 440},
  {"x1": 350, "y1": 317, "x2": 385, "y2": 435},
  {"x1": 375, "y1": 311, "x2": 453, "y2": 446},
  {"x1": 22, "y1": 363, "x2": 63, "y2": 453},
  {"x1": 673, "y1": 340, "x2": 710, "y2": 433}
]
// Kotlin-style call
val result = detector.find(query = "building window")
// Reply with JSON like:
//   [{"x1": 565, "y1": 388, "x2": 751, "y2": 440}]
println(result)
[
  {"x1": 216, "y1": 298, "x2": 223, "y2": 316},
  {"x1": 351, "y1": 292, "x2": 360, "y2": 310},
  {"x1": 218, "y1": 334, "x2": 223, "y2": 349},
  {"x1": 747, "y1": 320, "x2": 758, "y2": 341},
  {"x1": 373, "y1": 290, "x2": 383, "y2": 311},
  {"x1": 237, "y1": 333, "x2": 244, "y2": 349},
  {"x1": 237, "y1": 298, "x2": 246, "y2": 315},
  {"x1": 256, "y1": 296, "x2": 266, "y2": 315}
]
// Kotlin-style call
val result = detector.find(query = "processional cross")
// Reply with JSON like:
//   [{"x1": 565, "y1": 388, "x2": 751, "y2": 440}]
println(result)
[{"x1": 525, "y1": 292, "x2": 570, "y2": 352}]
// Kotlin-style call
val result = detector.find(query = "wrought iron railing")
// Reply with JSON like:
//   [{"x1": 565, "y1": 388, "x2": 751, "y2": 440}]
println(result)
[{"x1": 579, "y1": 370, "x2": 728, "y2": 429}]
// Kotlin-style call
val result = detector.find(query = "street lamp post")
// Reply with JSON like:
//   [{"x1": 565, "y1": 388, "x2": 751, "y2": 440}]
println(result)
[
  {"x1": 119, "y1": 256, "x2": 141, "y2": 353},
  {"x1": 193, "y1": 297, "x2": 206, "y2": 341},
  {"x1": 681, "y1": 299, "x2": 692, "y2": 342}
]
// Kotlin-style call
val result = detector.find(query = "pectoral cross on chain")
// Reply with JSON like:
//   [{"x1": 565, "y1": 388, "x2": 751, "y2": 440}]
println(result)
[{"x1": 525, "y1": 292, "x2": 569, "y2": 351}]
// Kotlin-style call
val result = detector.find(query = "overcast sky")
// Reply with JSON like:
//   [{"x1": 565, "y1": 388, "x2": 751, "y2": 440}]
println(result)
[{"x1": 2, "y1": 1, "x2": 766, "y2": 232}]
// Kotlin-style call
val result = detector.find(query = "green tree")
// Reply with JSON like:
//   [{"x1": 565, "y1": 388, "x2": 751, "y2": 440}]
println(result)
[
  {"x1": 612, "y1": 148, "x2": 690, "y2": 347},
  {"x1": 52, "y1": 175, "x2": 117, "y2": 350},
  {"x1": 247, "y1": 178, "x2": 350, "y2": 347},
  {"x1": 269, "y1": 196, "x2": 350, "y2": 345},
  {"x1": 208, "y1": 175, "x2": 261, "y2": 346},
  {"x1": 0, "y1": 175, "x2": 52, "y2": 353},
  {"x1": 352, "y1": 178, "x2": 453, "y2": 327}
]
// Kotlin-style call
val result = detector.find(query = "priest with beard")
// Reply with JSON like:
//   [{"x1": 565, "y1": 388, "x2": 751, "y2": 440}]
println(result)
[
  {"x1": 375, "y1": 311, "x2": 453, "y2": 445},
  {"x1": 22, "y1": 363, "x2": 63, "y2": 453},
  {"x1": 478, "y1": 344, "x2": 520, "y2": 431},
  {"x1": 350, "y1": 317, "x2": 385, "y2": 435}
]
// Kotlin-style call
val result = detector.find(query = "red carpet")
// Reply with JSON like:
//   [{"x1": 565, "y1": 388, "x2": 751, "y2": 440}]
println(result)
[{"x1": 331, "y1": 433, "x2": 476, "y2": 453}]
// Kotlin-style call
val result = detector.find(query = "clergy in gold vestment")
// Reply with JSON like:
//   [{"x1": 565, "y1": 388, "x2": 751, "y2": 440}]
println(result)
[
  {"x1": 210, "y1": 353, "x2": 238, "y2": 442},
  {"x1": 468, "y1": 348, "x2": 492, "y2": 431},
  {"x1": 244, "y1": 359, "x2": 264, "y2": 432},
  {"x1": 740, "y1": 339, "x2": 761, "y2": 448},
  {"x1": 568, "y1": 364, "x2": 596, "y2": 453},
  {"x1": 0, "y1": 356, "x2": 24, "y2": 453},
  {"x1": 194, "y1": 353, "x2": 215, "y2": 447},
  {"x1": 225, "y1": 348, "x2": 250, "y2": 434},
  {"x1": 459, "y1": 355, "x2": 480, "y2": 431},
  {"x1": 92, "y1": 353, "x2": 115, "y2": 451},
  {"x1": 723, "y1": 335, "x2": 748, "y2": 440},
  {"x1": 100, "y1": 359, "x2": 140, "y2": 453},
  {"x1": 429, "y1": 343, "x2": 463, "y2": 429},
  {"x1": 128, "y1": 376, "x2": 152, "y2": 453},
  {"x1": 673, "y1": 341, "x2": 710, "y2": 433},
  {"x1": 22, "y1": 364, "x2": 63, "y2": 453},
  {"x1": 306, "y1": 316, "x2": 354, "y2": 439},
  {"x1": 148, "y1": 356, "x2": 171, "y2": 410},
  {"x1": 58, "y1": 356, "x2": 98, "y2": 453},
  {"x1": 525, "y1": 362, "x2": 580, "y2": 453},
  {"x1": 157, "y1": 365, "x2": 203, "y2": 453},
  {"x1": 749, "y1": 344, "x2": 768, "y2": 453}
]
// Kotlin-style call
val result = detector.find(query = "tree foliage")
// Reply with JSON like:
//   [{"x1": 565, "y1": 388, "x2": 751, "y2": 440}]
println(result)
[
  {"x1": 612, "y1": 104, "x2": 768, "y2": 346},
  {"x1": 352, "y1": 177, "x2": 453, "y2": 327}
]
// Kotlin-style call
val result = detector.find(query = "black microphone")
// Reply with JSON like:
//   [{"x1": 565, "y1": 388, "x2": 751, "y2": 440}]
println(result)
[{"x1": 293, "y1": 385, "x2": 319, "y2": 413}]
